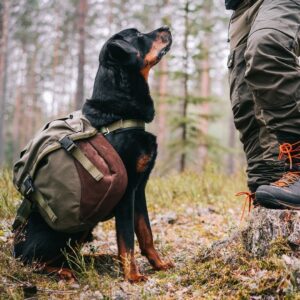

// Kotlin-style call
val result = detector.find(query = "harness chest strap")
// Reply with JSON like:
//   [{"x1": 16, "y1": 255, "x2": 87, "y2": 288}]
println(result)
[{"x1": 100, "y1": 119, "x2": 145, "y2": 135}]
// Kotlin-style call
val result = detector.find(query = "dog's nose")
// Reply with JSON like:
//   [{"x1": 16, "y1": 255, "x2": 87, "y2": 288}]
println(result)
[{"x1": 161, "y1": 25, "x2": 170, "y2": 31}]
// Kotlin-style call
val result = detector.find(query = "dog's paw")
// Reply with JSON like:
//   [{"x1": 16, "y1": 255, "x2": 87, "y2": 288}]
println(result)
[
  {"x1": 126, "y1": 273, "x2": 148, "y2": 283},
  {"x1": 57, "y1": 268, "x2": 77, "y2": 283},
  {"x1": 153, "y1": 260, "x2": 175, "y2": 271}
]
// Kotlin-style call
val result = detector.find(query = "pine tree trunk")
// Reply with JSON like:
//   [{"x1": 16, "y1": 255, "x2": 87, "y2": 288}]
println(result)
[
  {"x1": 12, "y1": 87, "x2": 22, "y2": 160},
  {"x1": 180, "y1": 0, "x2": 190, "y2": 173},
  {"x1": 198, "y1": 54, "x2": 210, "y2": 170},
  {"x1": 75, "y1": 0, "x2": 87, "y2": 110},
  {"x1": 0, "y1": 0, "x2": 9, "y2": 167},
  {"x1": 107, "y1": 0, "x2": 113, "y2": 36},
  {"x1": 197, "y1": 2, "x2": 212, "y2": 171},
  {"x1": 157, "y1": 58, "x2": 168, "y2": 163},
  {"x1": 29, "y1": 51, "x2": 38, "y2": 137},
  {"x1": 51, "y1": 6, "x2": 61, "y2": 117}
]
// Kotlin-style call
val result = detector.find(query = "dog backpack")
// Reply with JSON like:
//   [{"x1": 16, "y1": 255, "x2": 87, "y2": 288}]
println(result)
[{"x1": 12, "y1": 111, "x2": 128, "y2": 233}]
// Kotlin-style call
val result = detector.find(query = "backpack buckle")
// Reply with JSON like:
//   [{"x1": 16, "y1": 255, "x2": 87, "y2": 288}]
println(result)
[
  {"x1": 20, "y1": 175, "x2": 35, "y2": 196},
  {"x1": 59, "y1": 136, "x2": 76, "y2": 152}
]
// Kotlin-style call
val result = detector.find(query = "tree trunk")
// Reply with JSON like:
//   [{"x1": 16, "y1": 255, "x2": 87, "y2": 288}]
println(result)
[
  {"x1": 157, "y1": 57, "x2": 168, "y2": 163},
  {"x1": 0, "y1": 0, "x2": 9, "y2": 167},
  {"x1": 180, "y1": 0, "x2": 190, "y2": 173},
  {"x1": 197, "y1": 2, "x2": 212, "y2": 171},
  {"x1": 51, "y1": 6, "x2": 61, "y2": 117},
  {"x1": 107, "y1": 0, "x2": 113, "y2": 36},
  {"x1": 12, "y1": 87, "x2": 22, "y2": 160},
  {"x1": 197, "y1": 51, "x2": 210, "y2": 171},
  {"x1": 75, "y1": 0, "x2": 87, "y2": 110},
  {"x1": 207, "y1": 207, "x2": 300, "y2": 260},
  {"x1": 242, "y1": 207, "x2": 300, "y2": 257}
]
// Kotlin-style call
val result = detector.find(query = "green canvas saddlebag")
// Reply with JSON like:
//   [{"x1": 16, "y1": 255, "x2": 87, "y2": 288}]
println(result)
[{"x1": 12, "y1": 111, "x2": 128, "y2": 233}]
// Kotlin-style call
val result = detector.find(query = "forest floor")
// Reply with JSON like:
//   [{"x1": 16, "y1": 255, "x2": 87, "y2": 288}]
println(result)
[{"x1": 1, "y1": 167, "x2": 300, "y2": 299}]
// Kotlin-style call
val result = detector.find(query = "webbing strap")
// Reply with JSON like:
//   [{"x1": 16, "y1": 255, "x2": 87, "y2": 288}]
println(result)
[
  {"x1": 59, "y1": 136, "x2": 103, "y2": 181},
  {"x1": 12, "y1": 198, "x2": 32, "y2": 231},
  {"x1": 33, "y1": 190, "x2": 58, "y2": 223},
  {"x1": 100, "y1": 119, "x2": 145, "y2": 135},
  {"x1": 71, "y1": 147, "x2": 104, "y2": 181}
]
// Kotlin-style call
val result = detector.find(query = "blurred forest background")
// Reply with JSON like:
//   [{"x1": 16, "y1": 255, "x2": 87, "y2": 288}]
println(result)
[{"x1": 0, "y1": 0, "x2": 243, "y2": 174}]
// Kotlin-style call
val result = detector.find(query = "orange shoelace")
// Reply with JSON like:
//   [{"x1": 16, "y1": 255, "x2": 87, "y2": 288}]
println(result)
[
  {"x1": 273, "y1": 142, "x2": 300, "y2": 187},
  {"x1": 272, "y1": 171, "x2": 300, "y2": 187},
  {"x1": 278, "y1": 141, "x2": 300, "y2": 168},
  {"x1": 236, "y1": 191, "x2": 255, "y2": 221}
]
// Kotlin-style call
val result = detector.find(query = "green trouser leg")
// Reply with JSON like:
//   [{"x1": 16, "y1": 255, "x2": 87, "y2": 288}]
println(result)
[
  {"x1": 228, "y1": 0, "x2": 285, "y2": 192},
  {"x1": 244, "y1": 0, "x2": 300, "y2": 142}
]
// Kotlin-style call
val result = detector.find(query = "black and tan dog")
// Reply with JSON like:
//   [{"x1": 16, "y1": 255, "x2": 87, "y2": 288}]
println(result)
[{"x1": 14, "y1": 26, "x2": 173, "y2": 282}]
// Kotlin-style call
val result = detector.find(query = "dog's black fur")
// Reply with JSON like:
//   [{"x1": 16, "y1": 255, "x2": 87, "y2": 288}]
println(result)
[{"x1": 14, "y1": 27, "x2": 173, "y2": 282}]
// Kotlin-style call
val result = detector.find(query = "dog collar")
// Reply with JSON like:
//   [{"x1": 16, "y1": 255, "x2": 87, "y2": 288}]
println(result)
[{"x1": 100, "y1": 119, "x2": 145, "y2": 135}]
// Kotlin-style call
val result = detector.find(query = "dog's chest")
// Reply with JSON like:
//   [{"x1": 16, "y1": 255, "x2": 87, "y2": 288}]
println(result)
[{"x1": 106, "y1": 130, "x2": 157, "y2": 175}]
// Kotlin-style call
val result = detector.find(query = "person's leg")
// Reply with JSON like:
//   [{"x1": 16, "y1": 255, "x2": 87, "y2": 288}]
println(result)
[
  {"x1": 228, "y1": 0, "x2": 284, "y2": 193},
  {"x1": 243, "y1": 0, "x2": 300, "y2": 207}
]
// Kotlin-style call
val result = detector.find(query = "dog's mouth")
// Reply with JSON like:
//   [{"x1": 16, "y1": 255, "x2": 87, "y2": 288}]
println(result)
[{"x1": 157, "y1": 43, "x2": 171, "y2": 60}]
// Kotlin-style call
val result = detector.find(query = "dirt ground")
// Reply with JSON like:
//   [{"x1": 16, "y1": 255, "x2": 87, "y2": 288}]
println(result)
[{"x1": 2, "y1": 169, "x2": 299, "y2": 299}]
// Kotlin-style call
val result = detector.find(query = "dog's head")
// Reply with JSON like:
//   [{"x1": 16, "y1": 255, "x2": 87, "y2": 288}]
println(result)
[{"x1": 101, "y1": 26, "x2": 172, "y2": 80}]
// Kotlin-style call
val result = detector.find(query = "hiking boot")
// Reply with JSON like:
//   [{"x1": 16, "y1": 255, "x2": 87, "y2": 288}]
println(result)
[{"x1": 256, "y1": 142, "x2": 300, "y2": 210}]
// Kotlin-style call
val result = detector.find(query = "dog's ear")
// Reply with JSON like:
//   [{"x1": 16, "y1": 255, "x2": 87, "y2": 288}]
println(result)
[{"x1": 107, "y1": 40, "x2": 139, "y2": 66}]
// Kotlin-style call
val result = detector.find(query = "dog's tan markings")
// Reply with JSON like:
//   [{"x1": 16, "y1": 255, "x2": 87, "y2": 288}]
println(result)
[
  {"x1": 140, "y1": 64, "x2": 151, "y2": 81},
  {"x1": 136, "y1": 154, "x2": 151, "y2": 173},
  {"x1": 140, "y1": 33, "x2": 170, "y2": 80},
  {"x1": 135, "y1": 213, "x2": 174, "y2": 271},
  {"x1": 42, "y1": 266, "x2": 77, "y2": 283},
  {"x1": 117, "y1": 235, "x2": 147, "y2": 282}
]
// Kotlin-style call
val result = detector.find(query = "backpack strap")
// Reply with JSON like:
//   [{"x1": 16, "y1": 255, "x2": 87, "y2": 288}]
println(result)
[
  {"x1": 59, "y1": 136, "x2": 104, "y2": 181},
  {"x1": 33, "y1": 190, "x2": 58, "y2": 223},
  {"x1": 13, "y1": 176, "x2": 58, "y2": 231},
  {"x1": 12, "y1": 198, "x2": 32, "y2": 231}
]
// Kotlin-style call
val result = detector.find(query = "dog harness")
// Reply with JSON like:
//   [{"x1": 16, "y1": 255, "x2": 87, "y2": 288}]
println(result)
[{"x1": 100, "y1": 119, "x2": 145, "y2": 135}]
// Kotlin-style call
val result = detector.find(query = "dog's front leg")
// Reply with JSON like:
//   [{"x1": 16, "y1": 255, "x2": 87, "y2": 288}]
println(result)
[
  {"x1": 134, "y1": 183, "x2": 174, "y2": 271},
  {"x1": 115, "y1": 189, "x2": 147, "y2": 283}
]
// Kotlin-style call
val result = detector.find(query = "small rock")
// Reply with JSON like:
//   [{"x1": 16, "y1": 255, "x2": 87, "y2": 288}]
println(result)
[
  {"x1": 197, "y1": 207, "x2": 218, "y2": 216},
  {"x1": 93, "y1": 290, "x2": 104, "y2": 299},
  {"x1": 153, "y1": 212, "x2": 177, "y2": 225},
  {"x1": 83, "y1": 285, "x2": 89, "y2": 291},
  {"x1": 70, "y1": 283, "x2": 80, "y2": 289},
  {"x1": 282, "y1": 254, "x2": 300, "y2": 271}
]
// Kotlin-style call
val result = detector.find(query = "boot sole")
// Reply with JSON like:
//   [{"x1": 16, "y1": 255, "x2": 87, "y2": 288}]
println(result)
[{"x1": 256, "y1": 191, "x2": 300, "y2": 210}]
